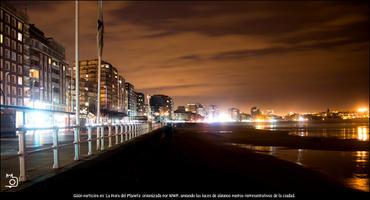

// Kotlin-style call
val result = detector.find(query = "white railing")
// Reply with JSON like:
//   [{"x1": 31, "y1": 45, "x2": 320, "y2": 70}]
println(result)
[{"x1": 10, "y1": 122, "x2": 163, "y2": 183}]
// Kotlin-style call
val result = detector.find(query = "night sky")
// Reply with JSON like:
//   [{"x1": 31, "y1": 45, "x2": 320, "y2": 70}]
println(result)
[{"x1": 9, "y1": 1, "x2": 369, "y2": 114}]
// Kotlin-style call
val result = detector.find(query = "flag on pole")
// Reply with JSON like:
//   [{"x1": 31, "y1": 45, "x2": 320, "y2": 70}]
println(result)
[{"x1": 97, "y1": 0, "x2": 104, "y2": 56}]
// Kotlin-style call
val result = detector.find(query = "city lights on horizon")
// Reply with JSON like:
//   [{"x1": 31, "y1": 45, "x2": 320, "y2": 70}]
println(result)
[{"x1": 357, "y1": 107, "x2": 369, "y2": 113}]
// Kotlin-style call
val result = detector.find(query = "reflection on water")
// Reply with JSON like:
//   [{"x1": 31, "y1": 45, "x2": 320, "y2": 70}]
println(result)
[
  {"x1": 253, "y1": 122, "x2": 369, "y2": 141},
  {"x1": 357, "y1": 127, "x2": 368, "y2": 141},
  {"x1": 229, "y1": 143, "x2": 369, "y2": 192}
]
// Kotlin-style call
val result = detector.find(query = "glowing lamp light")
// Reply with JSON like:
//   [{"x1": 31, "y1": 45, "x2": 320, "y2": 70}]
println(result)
[
  {"x1": 254, "y1": 118, "x2": 265, "y2": 122},
  {"x1": 297, "y1": 116, "x2": 308, "y2": 122},
  {"x1": 357, "y1": 107, "x2": 368, "y2": 113}
]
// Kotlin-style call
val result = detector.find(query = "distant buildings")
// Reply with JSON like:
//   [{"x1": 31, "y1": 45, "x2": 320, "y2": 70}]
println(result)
[
  {"x1": 149, "y1": 94, "x2": 173, "y2": 121},
  {"x1": 239, "y1": 113, "x2": 251, "y2": 122},
  {"x1": 185, "y1": 103, "x2": 206, "y2": 117},
  {"x1": 174, "y1": 105, "x2": 203, "y2": 122},
  {"x1": 72, "y1": 59, "x2": 125, "y2": 119},
  {"x1": 125, "y1": 82, "x2": 136, "y2": 118},
  {"x1": 251, "y1": 106, "x2": 262, "y2": 119},
  {"x1": 185, "y1": 103, "x2": 197, "y2": 113},
  {"x1": 228, "y1": 107, "x2": 240, "y2": 121},
  {"x1": 177, "y1": 106, "x2": 186, "y2": 112},
  {"x1": 173, "y1": 109, "x2": 192, "y2": 121},
  {"x1": 206, "y1": 104, "x2": 219, "y2": 121},
  {"x1": 135, "y1": 91, "x2": 145, "y2": 116}
]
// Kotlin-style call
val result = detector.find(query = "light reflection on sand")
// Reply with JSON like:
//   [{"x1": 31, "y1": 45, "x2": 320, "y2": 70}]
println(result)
[
  {"x1": 229, "y1": 143, "x2": 369, "y2": 192},
  {"x1": 253, "y1": 122, "x2": 369, "y2": 141}
]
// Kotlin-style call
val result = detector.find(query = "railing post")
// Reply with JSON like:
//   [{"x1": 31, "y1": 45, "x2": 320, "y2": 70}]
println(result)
[
  {"x1": 108, "y1": 125, "x2": 112, "y2": 148},
  {"x1": 87, "y1": 126, "x2": 93, "y2": 156},
  {"x1": 129, "y1": 124, "x2": 132, "y2": 139},
  {"x1": 124, "y1": 124, "x2": 128, "y2": 140},
  {"x1": 127, "y1": 124, "x2": 130, "y2": 139},
  {"x1": 100, "y1": 126, "x2": 105, "y2": 150},
  {"x1": 131, "y1": 124, "x2": 135, "y2": 138},
  {"x1": 120, "y1": 124, "x2": 124, "y2": 143},
  {"x1": 115, "y1": 125, "x2": 119, "y2": 145},
  {"x1": 17, "y1": 128, "x2": 27, "y2": 182},
  {"x1": 52, "y1": 128, "x2": 60, "y2": 169},
  {"x1": 137, "y1": 124, "x2": 139, "y2": 136},
  {"x1": 134, "y1": 124, "x2": 137, "y2": 137},
  {"x1": 135, "y1": 124, "x2": 140, "y2": 136},
  {"x1": 96, "y1": 126, "x2": 100, "y2": 150},
  {"x1": 74, "y1": 126, "x2": 80, "y2": 160}
]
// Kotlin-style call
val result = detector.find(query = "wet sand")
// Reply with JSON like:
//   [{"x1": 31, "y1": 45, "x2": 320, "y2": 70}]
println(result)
[
  {"x1": 16, "y1": 124, "x2": 367, "y2": 198},
  {"x1": 191, "y1": 123, "x2": 369, "y2": 151}
]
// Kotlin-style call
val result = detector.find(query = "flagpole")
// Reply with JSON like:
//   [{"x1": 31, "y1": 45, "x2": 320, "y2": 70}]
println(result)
[
  {"x1": 96, "y1": 0, "x2": 104, "y2": 150},
  {"x1": 74, "y1": 0, "x2": 80, "y2": 160},
  {"x1": 96, "y1": 0, "x2": 103, "y2": 125}
]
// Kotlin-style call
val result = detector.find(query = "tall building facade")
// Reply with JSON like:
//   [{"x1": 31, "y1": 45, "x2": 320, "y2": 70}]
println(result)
[
  {"x1": 135, "y1": 91, "x2": 145, "y2": 116},
  {"x1": 0, "y1": 3, "x2": 30, "y2": 107},
  {"x1": 251, "y1": 106, "x2": 262, "y2": 119},
  {"x1": 1, "y1": 4, "x2": 70, "y2": 111},
  {"x1": 185, "y1": 103, "x2": 197, "y2": 113},
  {"x1": 186, "y1": 103, "x2": 206, "y2": 117},
  {"x1": 124, "y1": 82, "x2": 136, "y2": 117},
  {"x1": 206, "y1": 104, "x2": 219, "y2": 121},
  {"x1": 73, "y1": 59, "x2": 125, "y2": 116},
  {"x1": 228, "y1": 107, "x2": 240, "y2": 122},
  {"x1": 28, "y1": 24, "x2": 70, "y2": 111}
]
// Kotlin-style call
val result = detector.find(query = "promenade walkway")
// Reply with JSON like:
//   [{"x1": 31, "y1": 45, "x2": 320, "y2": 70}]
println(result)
[{"x1": 16, "y1": 124, "x2": 364, "y2": 198}]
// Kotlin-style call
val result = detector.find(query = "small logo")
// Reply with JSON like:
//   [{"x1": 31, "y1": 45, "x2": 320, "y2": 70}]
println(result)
[{"x1": 5, "y1": 174, "x2": 19, "y2": 189}]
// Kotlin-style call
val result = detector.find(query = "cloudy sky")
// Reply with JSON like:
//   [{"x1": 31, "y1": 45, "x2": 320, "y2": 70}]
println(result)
[{"x1": 10, "y1": 1, "x2": 369, "y2": 114}]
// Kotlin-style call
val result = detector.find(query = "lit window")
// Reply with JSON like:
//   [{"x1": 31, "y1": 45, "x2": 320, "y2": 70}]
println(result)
[
  {"x1": 48, "y1": 58, "x2": 51, "y2": 65},
  {"x1": 0, "y1": 34, "x2": 2, "y2": 44},
  {"x1": 17, "y1": 32, "x2": 22, "y2": 41},
  {"x1": 17, "y1": 22, "x2": 22, "y2": 31},
  {"x1": 18, "y1": 77, "x2": 22, "y2": 85},
  {"x1": 29, "y1": 69, "x2": 40, "y2": 79}
]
